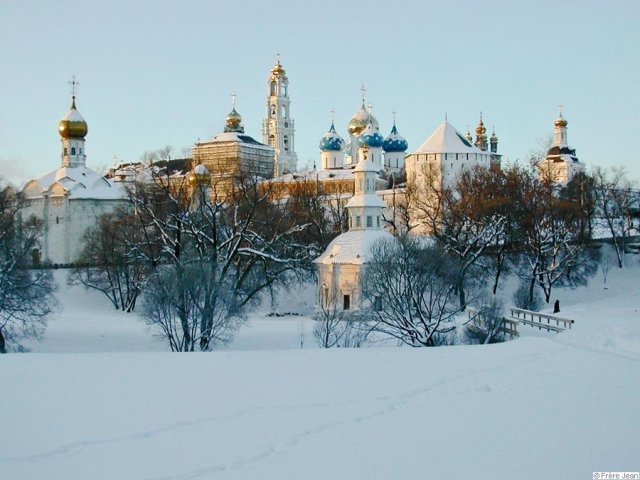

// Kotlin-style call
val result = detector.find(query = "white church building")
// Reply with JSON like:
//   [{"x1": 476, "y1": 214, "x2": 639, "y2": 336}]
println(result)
[
  {"x1": 539, "y1": 109, "x2": 584, "y2": 184},
  {"x1": 21, "y1": 90, "x2": 125, "y2": 266},
  {"x1": 314, "y1": 122, "x2": 395, "y2": 311}
]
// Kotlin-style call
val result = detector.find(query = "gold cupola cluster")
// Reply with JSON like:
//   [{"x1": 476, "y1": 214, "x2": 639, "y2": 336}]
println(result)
[{"x1": 58, "y1": 96, "x2": 88, "y2": 139}]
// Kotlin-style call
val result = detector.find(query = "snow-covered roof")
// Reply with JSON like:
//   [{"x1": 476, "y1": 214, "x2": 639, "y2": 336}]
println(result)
[
  {"x1": 23, "y1": 165, "x2": 125, "y2": 200},
  {"x1": 205, "y1": 132, "x2": 272, "y2": 149},
  {"x1": 414, "y1": 121, "x2": 485, "y2": 155},
  {"x1": 271, "y1": 168, "x2": 356, "y2": 183},
  {"x1": 193, "y1": 164, "x2": 209, "y2": 175},
  {"x1": 345, "y1": 193, "x2": 385, "y2": 209},
  {"x1": 61, "y1": 108, "x2": 86, "y2": 123},
  {"x1": 314, "y1": 229, "x2": 394, "y2": 265}
]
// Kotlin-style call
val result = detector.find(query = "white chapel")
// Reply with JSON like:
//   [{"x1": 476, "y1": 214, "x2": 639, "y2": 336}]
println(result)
[{"x1": 21, "y1": 86, "x2": 125, "y2": 265}]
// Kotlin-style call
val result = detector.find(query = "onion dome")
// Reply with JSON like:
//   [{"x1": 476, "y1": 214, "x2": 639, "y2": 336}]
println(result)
[
  {"x1": 270, "y1": 59, "x2": 287, "y2": 79},
  {"x1": 382, "y1": 124, "x2": 408, "y2": 152},
  {"x1": 490, "y1": 128, "x2": 498, "y2": 143},
  {"x1": 465, "y1": 128, "x2": 473, "y2": 143},
  {"x1": 555, "y1": 113, "x2": 568, "y2": 127},
  {"x1": 475, "y1": 116, "x2": 487, "y2": 136},
  {"x1": 58, "y1": 96, "x2": 88, "y2": 139},
  {"x1": 358, "y1": 122, "x2": 384, "y2": 148},
  {"x1": 348, "y1": 104, "x2": 379, "y2": 136},
  {"x1": 188, "y1": 163, "x2": 211, "y2": 186},
  {"x1": 319, "y1": 122, "x2": 345, "y2": 152},
  {"x1": 226, "y1": 107, "x2": 241, "y2": 128}
]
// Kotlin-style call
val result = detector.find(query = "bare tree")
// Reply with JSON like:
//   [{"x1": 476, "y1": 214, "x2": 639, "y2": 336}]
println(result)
[
  {"x1": 361, "y1": 237, "x2": 471, "y2": 347},
  {"x1": 142, "y1": 262, "x2": 242, "y2": 352},
  {"x1": 410, "y1": 164, "x2": 507, "y2": 307},
  {"x1": 592, "y1": 166, "x2": 638, "y2": 268},
  {"x1": 69, "y1": 211, "x2": 148, "y2": 312},
  {"x1": 125, "y1": 169, "x2": 320, "y2": 351},
  {"x1": 513, "y1": 171, "x2": 594, "y2": 304},
  {"x1": 0, "y1": 183, "x2": 57, "y2": 353}
]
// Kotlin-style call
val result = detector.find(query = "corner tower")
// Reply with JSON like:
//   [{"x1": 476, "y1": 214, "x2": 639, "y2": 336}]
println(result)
[{"x1": 262, "y1": 55, "x2": 298, "y2": 176}]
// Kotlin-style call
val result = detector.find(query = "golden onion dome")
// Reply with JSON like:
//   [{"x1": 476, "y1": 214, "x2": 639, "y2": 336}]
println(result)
[
  {"x1": 348, "y1": 104, "x2": 379, "y2": 136},
  {"x1": 58, "y1": 97, "x2": 88, "y2": 139},
  {"x1": 475, "y1": 119, "x2": 486, "y2": 136},
  {"x1": 226, "y1": 107, "x2": 242, "y2": 129},
  {"x1": 555, "y1": 115, "x2": 568, "y2": 127},
  {"x1": 270, "y1": 61, "x2": 286, "y2": 78},
  {"x1": 188, "y1": 164, "x2": 211, "y2": 186}
]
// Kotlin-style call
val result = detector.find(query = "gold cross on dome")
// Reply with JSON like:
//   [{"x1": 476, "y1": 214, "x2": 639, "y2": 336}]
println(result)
[
  {"x1": 360, "y1": 83, "x2": 366, "y2": 104},
  {"x1": 231, "y1": 91, "x2": 237, "y2": 108},
  {"x1": 68, "y1": 75, "x2": 79, "y2": 98}
]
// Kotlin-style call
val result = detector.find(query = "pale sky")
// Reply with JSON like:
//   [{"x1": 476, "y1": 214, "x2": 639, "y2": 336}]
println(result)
[{"x1": 1, "y1": 0, "x2": 639, "y2": 184}]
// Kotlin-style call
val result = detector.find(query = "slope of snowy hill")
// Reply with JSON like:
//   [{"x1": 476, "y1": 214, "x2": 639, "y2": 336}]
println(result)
[{"x1": 1, "y1": 260, "x2": 639, "y2": 479}]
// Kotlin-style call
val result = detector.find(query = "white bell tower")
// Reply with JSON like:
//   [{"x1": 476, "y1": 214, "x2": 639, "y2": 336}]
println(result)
[{"x1": 262, "y1": 55, "x2": 298, "y2": 176}]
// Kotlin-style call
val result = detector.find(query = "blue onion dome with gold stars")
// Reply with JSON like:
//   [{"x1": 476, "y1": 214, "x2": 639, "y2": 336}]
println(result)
[
  {"x1": 348, "y1": 104, "x2": 379, "y2": 135},
  {"x1": 358, "y1": 122, "x2": 384, "y2": 148},
  {"x1": 382, "y1": 124, "x2": 408, "y2": 152},
  {"x1": 319, "y1": 122, "x2": 346, "y2": 152}
]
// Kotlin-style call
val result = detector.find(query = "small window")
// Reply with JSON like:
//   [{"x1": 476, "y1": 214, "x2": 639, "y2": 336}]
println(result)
[
  {"x1": 270, "y1": 82, "x2": 276, "y2": 96},
  {"x1": 56, "y1": 216, "x2": 59, "y2": 224},
  {"x1": 356, "y1": 216, "x2": 361, "y2": 227},
  {"x1": 377, "y1": 216, "x2": 380, "y2": 227},
  {"x1": 71, "y1": 147, "x2": 76, "y2": 155},
  {"x1": 64, "y1": 148, "x2": 68, "y2": 155},
  {"x1": 366, "y1": 216, "x2": 372, "y2": 227},
  {"x1": 343, "y1": 295, "x2": 351, "y2": 311}
]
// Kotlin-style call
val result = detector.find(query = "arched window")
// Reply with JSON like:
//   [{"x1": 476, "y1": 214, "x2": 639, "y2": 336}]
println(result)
[
  {"x1": 71, "y1": 147, "x2": 76, "y2": 155},
  {"x1": 269, "y1": 134, "x2": 275, "y2": 147},
  {"x1": 270, "y1": 81, "x2": 277, "y2": 96},
  {"x1": 63, "y1": 148, "x2": 68, "y2": 155},
  {"x1": 283, "y1": 135, "x2": 289, "y2": 151}
]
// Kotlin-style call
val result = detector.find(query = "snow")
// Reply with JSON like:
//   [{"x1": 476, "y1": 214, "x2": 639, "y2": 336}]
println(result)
[
  {"x1": 344, "y1": 192, "x2": 385, "y2": 208},
  {"x1": 61, "y1": 107, "x2": 86, "y2": 122},
  {"x1": 314, "y1": 229, "x2": 395, "y2": 264},
  {"x1": 25, "y1": 165, "x2": 125, "y2": 200},
  {"x1": 415, "y1": 120, "x2": 486, "y2": 154},
  {"x1": 1, "y1": 259, "x2": 639, "y2": 479}
]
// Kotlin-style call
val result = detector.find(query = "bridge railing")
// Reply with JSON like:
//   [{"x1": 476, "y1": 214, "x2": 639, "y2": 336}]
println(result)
[{"x1": 508, "y1": 307, "x2": 574, "y2": 333}]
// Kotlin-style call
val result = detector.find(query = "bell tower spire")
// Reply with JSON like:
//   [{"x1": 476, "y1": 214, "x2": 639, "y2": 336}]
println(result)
[{"x1": 262, "y1": 55, "x2": 298, "y2": 176}]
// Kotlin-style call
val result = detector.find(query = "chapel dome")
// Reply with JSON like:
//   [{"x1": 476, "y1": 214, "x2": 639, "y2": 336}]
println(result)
[
  {"x1": 348, "y1": 104, "x2": 379, "y2": 136},
  {"x1": 319, "y1": 122, "x2": 346, "y2": 152},
  {"x1": 382, "y1": 124, "x2": 408, "y2": 152},
  {"x1": 358, "y1": 122, "x2": 384, "y2": 148},
  {"x1": 58, "y1": 97, "x2": 88, "y2": 139},
  {"x1": 555, "y1": 115, "x2": 568, "y2": 127},
  {"x1": 226, "y1": 107, "x2": 242, "y2": 129}
]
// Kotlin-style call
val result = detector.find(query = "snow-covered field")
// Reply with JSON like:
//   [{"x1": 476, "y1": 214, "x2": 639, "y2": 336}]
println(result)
[{"x1": 2, "y1": 259, "x2": 639, "y2": 479}]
